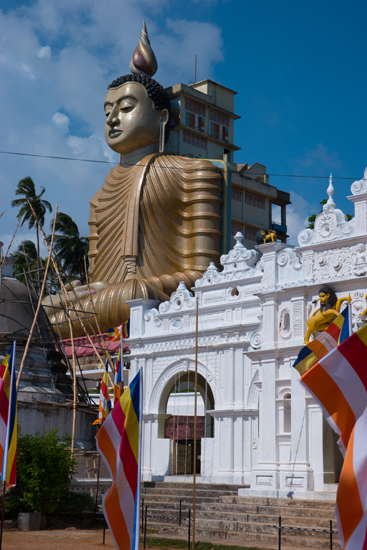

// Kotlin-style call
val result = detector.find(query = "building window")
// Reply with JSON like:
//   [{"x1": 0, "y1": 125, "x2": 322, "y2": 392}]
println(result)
[
  {"x1": 245, "y1": 225, "x2": 258, "y2": 241},
  {"x1": 185, "y1": 111, "x2": 205, "y2": 133},
  {"x1": 183, "y1": 130, "x2": 207, "y2": 150},
  {"x1": 245, "y1": 191, "x2": 265, "y2": 210},
  {"x1": 210, "y1": 121, "x2": 229, "y2": 142},
  {"x1": 231, "y1": 186, "x2": 242, "y2": 201},
  {"x1": 209, "y1": 108, "x2": 230, "y2": 143},
  {"x1": 231, "y1": 221, "x2": 242, "y2": 236}
]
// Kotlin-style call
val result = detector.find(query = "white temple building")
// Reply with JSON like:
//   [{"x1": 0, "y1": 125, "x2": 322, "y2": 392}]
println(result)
[{"x1": 126, "y1": 168, "x2": 367, "y2": 499}]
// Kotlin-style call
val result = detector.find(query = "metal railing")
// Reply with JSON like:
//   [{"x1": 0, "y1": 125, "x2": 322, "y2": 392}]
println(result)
[
  {"x1": 140, "y1": 500, "x2": 192, "y2": 550},
  {"x1": 269, "y1": 516, "x2": 338, "y2": 550}
]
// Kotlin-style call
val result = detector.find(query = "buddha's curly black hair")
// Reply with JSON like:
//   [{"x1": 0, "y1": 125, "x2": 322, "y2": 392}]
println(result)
[
  {"x1": 108, "y1": 74, "x2": 171, "y2": 141},
  {"x1": 319, "y1": 285, "x2": 337, "y2": 311}
]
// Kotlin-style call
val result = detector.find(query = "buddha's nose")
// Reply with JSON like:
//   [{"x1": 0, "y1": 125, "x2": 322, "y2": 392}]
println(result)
[{"x1": 107, "y1": 110, "x2": 119, "y2": 126}]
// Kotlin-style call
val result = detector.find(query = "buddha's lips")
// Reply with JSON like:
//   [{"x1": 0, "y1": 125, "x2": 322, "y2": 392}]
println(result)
[{"x1": 109, "y1": 129, "x2": 122, "y2": 138}]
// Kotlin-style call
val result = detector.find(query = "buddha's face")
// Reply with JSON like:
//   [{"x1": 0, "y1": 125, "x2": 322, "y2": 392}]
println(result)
[
  {"x1": 104, "y1": 81, "x2": 164, "y2": 155},
  {"x1": 319, "y1": 292, "x2": 330, "y2": 305}
]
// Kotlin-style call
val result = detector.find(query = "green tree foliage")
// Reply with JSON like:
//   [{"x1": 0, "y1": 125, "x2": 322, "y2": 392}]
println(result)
[
  {"x1": 52, "y1": 213, "x2": 89, "y2": 282},
  {"x1": 307, "y1": 199, "x2": 352, "y2": 229},
  {"x1": 6, "y1": 429, "x2": 77, "y2": 514},
  {"x1": 10, "y1": 240, "x2": 60, "y2": 294},
  {"x1": 11, "y1": 177, "x2": 52, "y2": 289},
  {"x1": 10, "y1": 240, "x2": 38, "y2": 284}
]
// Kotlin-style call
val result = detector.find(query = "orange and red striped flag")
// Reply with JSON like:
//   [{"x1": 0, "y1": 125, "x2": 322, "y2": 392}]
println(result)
[
  {"x1": 96, "y1": 369, "x2": 142, "y2": 550},
  {"x1": 0, "y1": 342, "x2": 17, "y2": 487},
  {"x1": 301, "y1": 323, "x2": 367, "y2": 549},
  {"x1": 93, "y1": 359, "x2": 111, "y2": 425}
]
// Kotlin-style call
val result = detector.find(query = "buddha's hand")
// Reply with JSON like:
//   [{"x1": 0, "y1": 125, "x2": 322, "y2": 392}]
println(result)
[
  {"x1": 42, "y1": 280, "x2": 110, "y2": 314},
  {"x1": 64, "y1": 280, "x2": 110, "y2": 303}
]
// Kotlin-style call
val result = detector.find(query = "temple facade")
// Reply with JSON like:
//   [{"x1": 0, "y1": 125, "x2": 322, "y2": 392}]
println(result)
[{"x1": 126, "y1": 168, "x2": 367, "y2": 498}]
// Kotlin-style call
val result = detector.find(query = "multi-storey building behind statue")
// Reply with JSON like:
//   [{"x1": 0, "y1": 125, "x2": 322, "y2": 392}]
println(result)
[{"x1": 165, "y1": 79, "x2": 290, "y2": 248}]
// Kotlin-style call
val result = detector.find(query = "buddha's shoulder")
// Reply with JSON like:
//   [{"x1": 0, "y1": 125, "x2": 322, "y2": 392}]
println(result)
[{"x1": 151, "y1": 154, "x2": 223, "y2": 175}]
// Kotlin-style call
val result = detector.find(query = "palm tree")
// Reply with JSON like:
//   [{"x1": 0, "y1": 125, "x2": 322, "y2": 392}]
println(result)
[
  {"x1": 10, "y1": 240, "x2": 38, "y2": 285},
  {"x1": 52, "y1": 213, "x2": 89, "y2": 281},
  {"x1": 12, "y1": 177, "x2": 52, "y2": 290}
]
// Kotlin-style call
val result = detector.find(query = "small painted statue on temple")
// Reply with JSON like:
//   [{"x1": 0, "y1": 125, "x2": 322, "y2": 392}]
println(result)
[{"x1": 304, "y1": 285, "x2": 351, "y2": 344}]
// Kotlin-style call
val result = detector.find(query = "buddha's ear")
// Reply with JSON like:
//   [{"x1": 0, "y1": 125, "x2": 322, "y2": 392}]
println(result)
[
  {"x1": 159, "y1": 109, "x2": 169, "y2": 153},
  {"x1": 160, "y1": 109, "x2": 169, "y2": 127}
]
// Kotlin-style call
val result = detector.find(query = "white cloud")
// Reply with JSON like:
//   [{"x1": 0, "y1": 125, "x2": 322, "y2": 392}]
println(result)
[
  {"x1": 37, "y1": 46, "x2": 51, "y2": 59},
  {"x1": 292, "y1": 143, "x2": 343, "y2": 174},
  {"x1": 0, "y1": 0, "x2": 225, "y2": 258},
  {"x1": 52, "y1": 112, "x2": 70, "y2": 129},
  {"x1": 286, "y1": 191, "x2": 317, "y2": 246}
]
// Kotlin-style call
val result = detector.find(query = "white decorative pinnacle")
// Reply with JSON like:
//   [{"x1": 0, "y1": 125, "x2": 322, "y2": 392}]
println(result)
[
  {"x1": 325, "y1": 172, "x2": 336, "y2": 210},
  {"x1": 234, "y1": 232, "x2": 245, "y2": 249}
]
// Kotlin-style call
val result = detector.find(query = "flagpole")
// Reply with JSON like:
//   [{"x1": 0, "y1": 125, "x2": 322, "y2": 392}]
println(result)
[
  {"x1": 192, "y1": 296, "x2": 199, "y2": 549},
  {"x1": 94, "y1": 452, "x2": 101, "y2": 522},
  {"x1": 135, "y1": 367, "x2": 143, "y2": 550},
  {"x1": 0, "y1": 481, "x2": 6, "y2": 550}
]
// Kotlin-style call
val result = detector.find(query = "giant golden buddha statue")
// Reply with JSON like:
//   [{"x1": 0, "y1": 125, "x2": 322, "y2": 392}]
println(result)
[{"x1": 47, "y1": 22, "x2": 223, "y2": 338}]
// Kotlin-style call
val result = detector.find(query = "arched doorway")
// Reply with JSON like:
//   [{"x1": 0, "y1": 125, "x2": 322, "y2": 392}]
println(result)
[{"x1": 156, "y1": 366, "x2": 215, "y2": 476}]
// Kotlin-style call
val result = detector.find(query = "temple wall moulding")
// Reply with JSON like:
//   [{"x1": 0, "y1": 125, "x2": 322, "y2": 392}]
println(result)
[{"x1": 351, "y1": 167, "x2": 367, "y2": 195}]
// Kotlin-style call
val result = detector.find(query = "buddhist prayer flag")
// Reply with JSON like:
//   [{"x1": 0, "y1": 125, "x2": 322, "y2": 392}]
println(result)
[
  {"x1": 113, "y1": 345, "x2": 123, "y2": 403},
  {"x1": 0, "y1": 342, "x2": 17, "y2": 487},
  {"x1": 96, "y1": 369, "x2": 142, "y2": 550},
  {"x1": 301, "y1": 323, "x2": 367, "y2": 549},
  {"x1": 293, "y1": 306, "x2": 350, "y2": 375},
  {"x1": 93, "y1": 359, "x2": 111, "y2": 425},
  {"x1": 107, "y1": 328, "x2": 119, "y2": 341},
  {"x1": 108, "y1": 321, "x2": 130, "y2": 342}
]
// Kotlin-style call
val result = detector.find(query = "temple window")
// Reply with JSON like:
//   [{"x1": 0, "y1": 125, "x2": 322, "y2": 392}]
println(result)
[{"x1": 283, "y1": 393, "x2": 291, "y2": 433}]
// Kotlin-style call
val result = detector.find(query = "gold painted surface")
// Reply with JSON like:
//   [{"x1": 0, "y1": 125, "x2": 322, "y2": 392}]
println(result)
[
  {"x1": 262, "y1": 229, "x2": 277, "y2": 243},
  {"x1": 52, "y1": 154, "x2": 222, "y2": 338},
  {"x1": 304, "y1": 288, "x2": 351, "y2": 344}
]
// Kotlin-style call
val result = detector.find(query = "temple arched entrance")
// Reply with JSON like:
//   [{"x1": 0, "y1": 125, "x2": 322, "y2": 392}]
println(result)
[{"x1": 149, "y1": 359, "x2": 218, "y2": 476}]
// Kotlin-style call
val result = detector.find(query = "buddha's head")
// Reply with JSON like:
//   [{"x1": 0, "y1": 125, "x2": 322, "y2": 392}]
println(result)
[{"x1": 104, "y1": 21, "x2": 171, "y2": 155}]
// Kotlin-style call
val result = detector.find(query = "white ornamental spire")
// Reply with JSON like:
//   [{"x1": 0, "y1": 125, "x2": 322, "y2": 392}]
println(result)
[{"x1": 324, "y1": 172, "x2": 336, "y2": 211}]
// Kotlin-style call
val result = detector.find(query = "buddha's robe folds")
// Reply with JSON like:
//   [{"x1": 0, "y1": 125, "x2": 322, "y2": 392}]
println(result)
[{"x1": 54, "y1": 154, "x2": 222, "y2": 338}]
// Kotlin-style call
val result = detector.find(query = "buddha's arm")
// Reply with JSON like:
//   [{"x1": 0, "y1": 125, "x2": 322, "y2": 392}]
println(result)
[
  {"x1": 88, "y1": 189, "x2": 103, "y2": 273},
  {"x1": 145, "y1": 270, "x2": 201, "y2": 297}
]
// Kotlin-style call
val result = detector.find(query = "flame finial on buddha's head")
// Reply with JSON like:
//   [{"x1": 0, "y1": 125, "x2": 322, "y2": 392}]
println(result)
[{"x1": 129, "y1": 20, "x2": 158, "y2": 78}]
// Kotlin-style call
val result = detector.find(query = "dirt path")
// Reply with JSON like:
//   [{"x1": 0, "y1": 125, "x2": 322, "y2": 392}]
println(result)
[
  {"x1": 2, "y1": 529, "x2": 115, "y2": 549},
  {"x1": 0, "y1": 529, "x2": 315, "y2": 550}
]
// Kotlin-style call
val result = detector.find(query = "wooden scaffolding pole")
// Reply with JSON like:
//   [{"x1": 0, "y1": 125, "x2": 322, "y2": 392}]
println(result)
[
  {"x1": 68, "y1": 317, "x2": 77, "y2": 455},
  {"x1": 16, "y1": 206, "x2": 58, "y2": 391},
  {"x1": 26, "y1": 200, "x2": 114, "y2": 388}
]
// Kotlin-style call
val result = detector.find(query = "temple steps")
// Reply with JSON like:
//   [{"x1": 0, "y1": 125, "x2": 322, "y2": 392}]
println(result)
[{"x1": 141, "y1": 482, "x2": 340, "y2": 549}]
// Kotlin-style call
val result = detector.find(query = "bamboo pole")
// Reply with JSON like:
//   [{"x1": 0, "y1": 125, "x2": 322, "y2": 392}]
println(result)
[
  {"x1": 83, "y1": 255, "x2": 115, "y2": 375},
  {"x1": 0, "y1": 218, "x2": 21, "y2": 273},
  {"x1": 192, "y1": 295, "x2": 199, "y2": 549},
  {"x1": 26, "y1": 200, "x2": 114, "y2": 387},
  {"x1": 16, "y1": 206, "x2": 58, "y2": 391},
  {"x1": 68, "y1": 317, "x2": 77, "y2": 455}
]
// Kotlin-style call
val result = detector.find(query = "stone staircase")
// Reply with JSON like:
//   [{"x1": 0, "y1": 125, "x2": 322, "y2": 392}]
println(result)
[{"x1": 141, "y1": 482, "x2": 340, "y2": 549}]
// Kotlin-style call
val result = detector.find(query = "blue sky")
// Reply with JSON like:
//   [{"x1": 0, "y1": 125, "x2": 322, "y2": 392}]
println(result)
[{"x1": 1, "y1": 0, "x2": 366, "y2": 254}]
